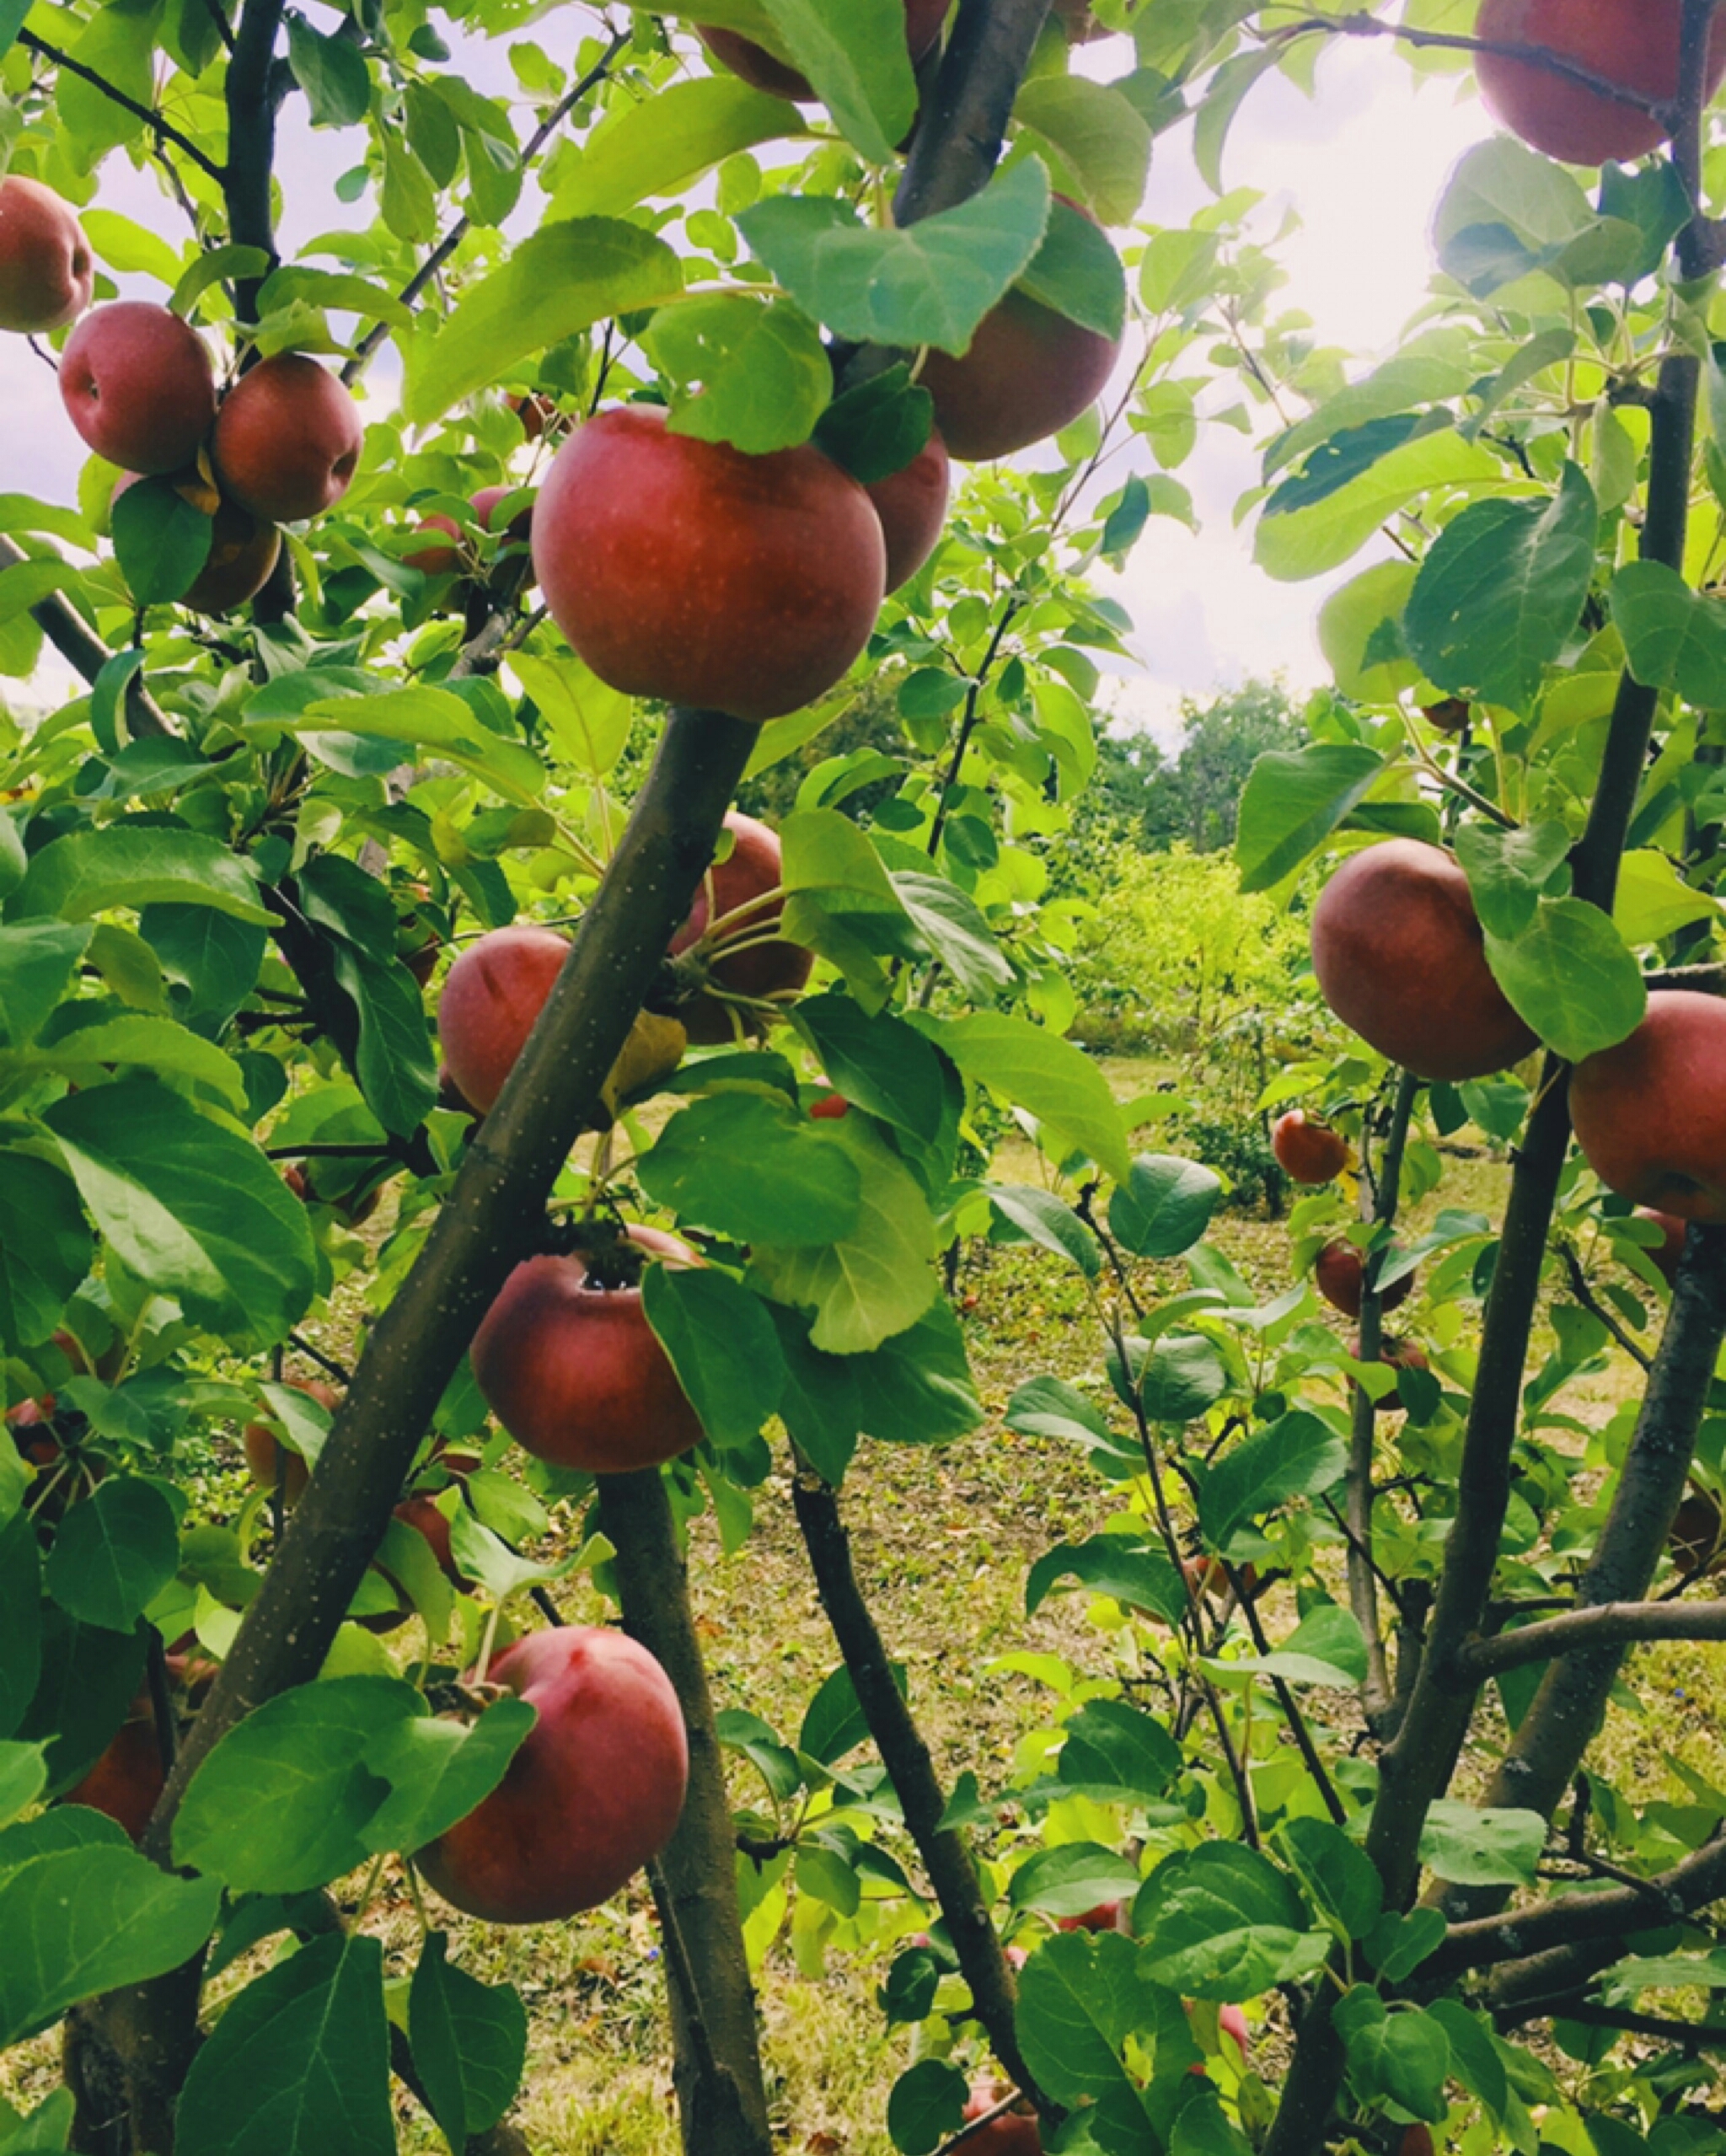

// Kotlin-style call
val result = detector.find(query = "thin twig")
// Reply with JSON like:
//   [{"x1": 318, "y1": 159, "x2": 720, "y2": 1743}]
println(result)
[{"x1": 19, "y1": 31, "x2": 227, "y2": 180}]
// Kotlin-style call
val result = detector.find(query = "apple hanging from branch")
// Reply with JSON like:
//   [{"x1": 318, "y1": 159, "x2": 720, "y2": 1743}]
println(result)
[{"x1": 0, "y1": 174, "x2": 94, "y2": 334}]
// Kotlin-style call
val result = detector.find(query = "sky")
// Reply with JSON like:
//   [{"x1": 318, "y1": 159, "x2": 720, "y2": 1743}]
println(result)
[{"x1": 0, "y1": 16, "x2": 1499, "y2": 742}]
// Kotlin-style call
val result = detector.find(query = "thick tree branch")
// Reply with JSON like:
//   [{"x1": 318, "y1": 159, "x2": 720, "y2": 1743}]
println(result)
[
  {"x1": 792, "y1": 1468, "x2": 1052, "y2": 2121},
  {"x1": 597, "y1": 1469, "x2": 773, "y2": 2156},
  {"x1": 0, "y1": 534, "x2": 173, "y2": 741},
  {"x1": 1460, "y1": 1593, "x2": 1726, "y2": 1677},
  {"x1": 224, "y1": 0, "x2": 291, "y2": 327},
  {"x1": 19, "y1": 30, "x2": 227, "y2": 180},
  {"x1": 894, "y1": 0, "x2": 1053, "y2": 223}
]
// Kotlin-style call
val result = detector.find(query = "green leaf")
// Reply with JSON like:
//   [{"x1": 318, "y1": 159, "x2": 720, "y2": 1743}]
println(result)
[
  {"x1": 930, "y1": 1011, "x2": 1129, "y2": 1183},
  {"x1": 646, "y1": 294, "x2": 831, "y2": 454},
  {"x1": 1610, "y1": 558, "x2": 1726, "y2": 705},
  {"x1": 890, "y1": 872, "x2": 1015, "y2": 997},
  {"x1": 737, "y1": 157, "x2": 1050, "y2": 354},
  {"x1": 1254, "y1": 428, "x2": 1504, "y2": 584},
  {"x1": 359, "y1": 1697, "x2": 535, "y2": 1857},
  {"x1": 1016, "y1": 195, "x2": 1128, "y2": 342},
  {"x1": 1025, "y1": 1537, "x2": 1185, "y2": 1626},
  {"x1": 640, "y1": 1093, "x2": 861, "y2": 1245},
  {"x1": 641, "y1": 1264, "x2": 787, "y2": 1450},
  {"x1": 549, "y1": 74, "x2": 806, "y2": 220},
  {"x1": 24, "y1": 1014, "x2": 249, "y2": 1114},
  {"x1": 1013, "y1": 76, "x2": 1152, "y2": 228},
  {"x1": 285, "y1": 12, "x2": 371, "y2": 126},
  {"x1": 175, "y1": 1933, "x2": 394, "y2": 2156},
  {"x1": 1134, "y1": 1843, "x2": 1329, "y2": 2001},
  {"x1": 1235, "y1": 744, "x2": 1385, "y2": 893},
  {"x1": 1116, "y1": 1333, "x2": 1229, "y2": 1424},
  {"x1": 379, "y1": 129, "x2": 437, "y2": 241},
  {"x1": 407, "y1": 1933, "x2": 527, "y2": 2149},
  {"x1": 142, "y1": 905, "x2": 268, "y2": 1029},
  {"x1": 1614, "y1": 850, "x2": 1718, "y2": 947},
  {"x1": 508, "y1": 652, "x2": 633, "y2": 779},
  {"x1": 0, "y1": 0, "x2": 30, "y2": 59},
  {"x1": 750, "y1": 1115, "x2": 935, "y2": 1353},
  {"x1": 170, "y1": 245, "x2": 273, "y2": 319},
  {"x1": 328, "y1": 944, "x2": 437, "y2": 1138},
  {"x1": 1455, "y1": 819, "x2": 1572, "y2": 941},
  {"x1": 1006, "y1": 1376, "x2": 1129, "y2": 1458},
  {"x1": 1016, "y1": 1930, "x2": 1162, "y2": 2110},
  {"x1": 761, "y1": 0, "x2": 919, "y2": 158},
  {"x1": 0, "y1": 2087, "x2": 74, "y2": 2153},
  {"x1": 17, "y1": 1612, "x2": 144, "y2": 1791},
  {"x1": 1418, "y1": 1799, "x2": 1545, "y2": 1888},
  {"x1": 46, "y1": 1080, "x2": 317, "y2": 1347},
  {"x1": 110, "y1": 478, "x2": 212, "y2": 607},
  {"x1": 1483, "y1": 898, "x2": 1645, "y2": 1062},
  {"x1": 401, "y1": 217, "x2": 681, "y2": 426},
  {"x1": 1428, "y1": 1999, "x2": 1508, "y2": 2120},
  {"x1": 812, "y1": 365, "x2": 933, "y2": 485},
  {"x1": 1404, "y1": 464, "x2": 1598, "y2": 711},
  {"x1": 10, "y1": 829, "x2": 274, "y2": 927},
  {"x1": 1335, "y1": 1987, "x2": 1450, "y2": 2124},
  {"x1": 0, "y1": 560, "x2": 81, "y2": 628},
  {"x1": 43, "y1": 1478, "x2": 180, "y2": 1633},
  {"x1": 0, "y1": 923, "x2": 90, "y2": 1048},
  {"x1": 286, "y1": 684, "x2": 545, "y2": 800},
  {"x1": 0, "y1": 1845, "x2": 220, "y2": 2046},
  {"x1": 886, "y1": 2058, "x2": 968, "y2": 2156},
  {"x1": 1278, "y1": 1817, "x2": 1383, "y2": 1943},
  {"x1": 1058, "y1": 1697, "x2": 1182, "y2": 1804},
  {"x1": 1010, "y1": 1841, "x2": 1141, "y2": 1918},
  {"x1": 798, "y1": 1662, "x2": 879, "y2": 1765},
  {"x1": 0, "y1": 1743, "x2": 46, "y2": 1831},
  {"x1": 1108, "y1": 1153, "x2": 1221, "y2": 1258},
  {"x1": 1210, "y1": 1603, "x2": 1368, "y2": 1691},
  {"x1": 990, "y1": 1186, "x2": 1100, "y2": 1278},
  {"x1": 791, "y1": 993, "x2": 946, "y2": 1142},
  {"x1": 0, "y1": 1516, "x2": 42, "y2": 1739},
  {"x1": 1197, "y1": 1413, "x2": 1348, "y2": 1550}
]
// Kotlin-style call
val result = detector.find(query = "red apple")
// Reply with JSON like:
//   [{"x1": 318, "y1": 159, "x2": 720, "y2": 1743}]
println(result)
[
  {"x1": 1348, "y1": 1331, "x2": 1429, "y2": 1373},
  {"x1": 1316, "y1": 1241, "x2": 1415, "y2": 1322},
  {"x1": 866, "y1": 428, "x2": 951, "y2": 592},
  {"x1": 65, "y1": 1698, "x2": 165, "y2": 1841},
  {"x1": 404, "y1": 512, "x2": 463, "y2": 576},
  {"x1": 436, "y1": 924, "x2": 570, "y2": 1115},
  {"x1": 1633, "y1": 1206, "x2": 1688, "y2": 1284},
  {"x1": 0, "y1": 174, "x2": 94, "y2": 334},
  {"x1": 1475, "y1": 0, "x2": 1726, "y2": 167},
  {"x1": 699, "y1": 0, "x2": 948, "y2": 100},
  {"x1": 1271, "y1": 1110, "x2": 1348, "y2": 1185},
  {"x1": 810, "y1": 1091, "x2": 850, "y2": 1120},
  {"x1": 394, "y1": 1494, "x2": 462, "y2": 1585},
  {"x1": 669, "y1": 812, "x2": 812, "y2": 1042},
  {"x1": 1219, "y1": 2003, "x2": 1250, "y2": 2057},
  {"x1": 471, "y1": 1226, "x2": 705, "y2": 1474},
  {"x1": 960, "y1": 2082, "x2": 1042, "y2": 2156},
  {"x1": 1183, "y1": 1554, "x2": 1261, "y2": 1602},
  {"x1": 418, "y1": 1625, "x2": 689, "y2": 1923},
  {"x1": 1423, "y1": 697, "x2": 1471, "y2": 735},
  {"x1": 212, "y1": 353, "x2": 364, "y2": 522},
  {"x1": 920, "y1": 201, "x2": 1120, "y2": 464},
  {"x1": 1570, "y1": 994, "x2": 1726, "y2": 1224},
  {"x1": 1397, "y1": 2129, "x2": 1434, "y2": 2156},
  {"x1": 437, "y1": 1060, "x2": 480, "y2": 1118},
  {"x1": 1310, "y1": 839, "x2": 1537, "y2": 1082},
  {"x1": 1670, "y1": 1486, "x2": 1723, "y2": 1576},
  {"x1": 471, "y1": 483, "x2": 533, "y2": 544},
  {"x1": 532, "y1": 406, "x2": 886, "y2": 722},
  {"x1": 1057, "y1": 1899, "x2": 1128, "y2": 1933},
  {"x1": 59, "y1": 303, "x2": 217, "y2": 475},
  {"x1": 242, "y1": 1376, "x2": 340, "y2": 1504},
  {"x1": 509, "y1": 391, "x2": 559, "y2": 441}
]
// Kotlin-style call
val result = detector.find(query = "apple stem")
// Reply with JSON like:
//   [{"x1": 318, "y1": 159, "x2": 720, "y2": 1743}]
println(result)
[{"x1": 471, "y1": 1600, "x2": 504, "y2": 1690}]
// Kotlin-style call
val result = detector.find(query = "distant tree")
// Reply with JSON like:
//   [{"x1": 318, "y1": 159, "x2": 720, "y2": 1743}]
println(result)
[{"x1": 1087, "y1": 677, "x2": 1308, "y2": 854}]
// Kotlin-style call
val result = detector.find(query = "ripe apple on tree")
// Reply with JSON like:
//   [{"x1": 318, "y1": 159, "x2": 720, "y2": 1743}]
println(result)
[
  {"x1": 960, "y1": 2081, "x2": 1042, "y2": 2156},
  {"x1": 1316, "y1": 1240, "x2": 1414, "y2": 1322},
  {"x1": 241, "y1": 1375, "x2": 340, "y2": 1505},
  {"x1": 59, "y1": 303, "x2": 218, "y2": 475},
  {"x1": 865, "y1": 427, "x2": 951, "y2": 592},
  {"x1": 211, "y1": 351, "x2": 364, "y2": 523},
  {"x1": 437, "y1": 923, "x2": 570, "y2": 1115},
  {"x1": 1271, "y1": 1110, "x2": 1348, "y2": 1185},
  {"x1": 64, "y1": 1692, "x2": 166, "y2": 1841},
  {"x1": 670, "y1": 812, "x2": 813, "y2": 1042},
  {"x1": 1631, "y1": 1206, "x2": 1688, "y2": 1284},
  {"x1": 0, "y1": 174, "x2": 93, "y2": 334},
  {"x1": 418, "y1": 1626, "x2": 689, "y2": 1923},
  {"x1": 1310, "y1": 839, "x2": 1537, "y2": 1082},
  {"x1": 531, "y1": 405, "x2": 886, "y2": 721},
  {"x1": 471, "y1": 1225, "x2": 705, "y2": 1474},
  {"x1": 1475, "y1": 0, "x2": 1726, "y2": 168},
  {"x1": 112, "y1": 470, "x2": 281, "y2": 615},
  {"x1": 1569, "y1": 992, "x2": 1726, "y2": 1223}
]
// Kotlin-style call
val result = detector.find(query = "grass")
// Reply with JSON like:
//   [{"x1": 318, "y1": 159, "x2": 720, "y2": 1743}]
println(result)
[{"x1": 6, "y1": 1053, "x2": 1722, "y2": 2150}]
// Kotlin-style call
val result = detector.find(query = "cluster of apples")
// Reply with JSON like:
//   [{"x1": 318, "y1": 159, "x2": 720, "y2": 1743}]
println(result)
[{"x1": 0, "y1": 172, "x2": 363, "y2": 614}]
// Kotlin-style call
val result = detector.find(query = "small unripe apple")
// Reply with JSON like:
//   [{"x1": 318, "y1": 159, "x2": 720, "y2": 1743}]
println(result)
[
  {"x1": 242, "y1": 1376, "x2": 340, "y2": 1504},
  {"x1": 960, "y1": 2081, "x2": 1042, "y2": 2156},
  {"x1": 699, "y1": 0, "x2": 947, "y2": 100},
  {"x1": 670, "y1": 812, "x2": 812, "y2": 1042},
  {"x1": 65, "y1": 1698, "x2": 164, "y2": 1841},
  {"x1": 212, "y1": 352, "x2": 363, "y2": 522},
  {"x1": 919, "y1": 201, "x2": 1120, "y2": 464},
  {"x1": 1475, "y1": 0, "x2": 1726, "y2": 167},
  {"x1": 1310, "y1": 839, "x2": 1537, "y2": 1082},
  {"x1": 866, "y1": 428, "x2": 951, "y2": 592},
  {"x1": 59, "y1": 303, "x2": 218, "y2": 475},
  {"x1": 471, "y1": 1226, "x2": 705, "y2": 1474},
  {"x1": 437, "y1": 924, "x2": 570, "y2": 1115},
  {"x1": 533, "y1": 406, "x2": 886, "y2": 722},
  {"x1": 1633, "y1": 1206, "x2": 1687, "y2": 1284},
  {"x1": 0, "y1": 174, "x2": 94, "y2": 334},
  {"x1": 418, "y1": 1625, "x2": 689, "y2": 1923},
  {"x1": 1570, "y1": 993, "x2": 1726, "y2": 1224},
  {"x1": 1316, "y1": 1241, "x2": 1414, "y2": 1321},
  {"x1": 1271, "y1": 1110, "x2": 1348, "y2": 1185}
]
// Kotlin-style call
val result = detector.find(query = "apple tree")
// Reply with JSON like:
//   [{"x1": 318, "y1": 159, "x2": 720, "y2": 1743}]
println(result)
[{"x1": 3, "y1": 2, "x2": 1726, "y2": 2155}]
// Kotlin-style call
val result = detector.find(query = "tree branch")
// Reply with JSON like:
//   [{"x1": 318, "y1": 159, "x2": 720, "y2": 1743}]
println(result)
[
  {"x1": 894, "y1": 0, "x2": 1053, "y2": 223},
  {"x1": 1460, "y1": 1593, "x2": 1726, "y2": 1677},
  {"x1": 224, "y1": 0, "x2": 292, "y2": 325},
  {"x1": 18, "y1": 30, "x2": 227, "y2": 181},
  {"x1": 791, "y1": 1467, "x2": 1053, "y2": 2123},
  {"x1": 0, "y1": 534, "x2": 174, "y2": 741}
]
